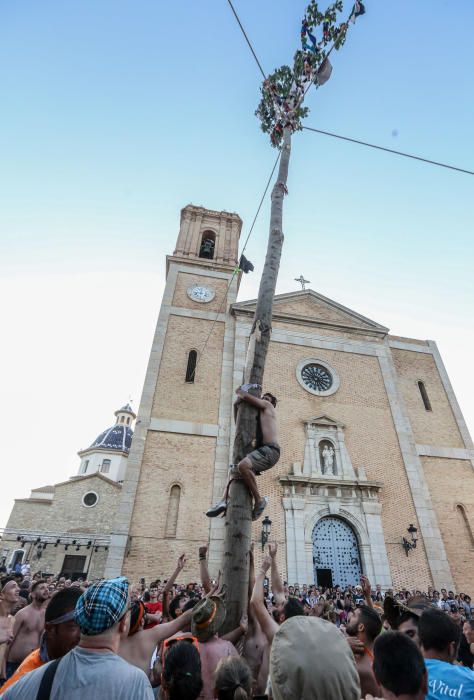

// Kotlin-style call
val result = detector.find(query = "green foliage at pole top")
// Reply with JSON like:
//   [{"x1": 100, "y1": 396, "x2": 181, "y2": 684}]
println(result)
[{"x1": 256, "y1": 1, "x2": 362, "y2": 147}]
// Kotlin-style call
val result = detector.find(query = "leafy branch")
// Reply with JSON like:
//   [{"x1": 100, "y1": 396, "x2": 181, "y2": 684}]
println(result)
[{"x1": 256, "y1": 1, "x2": 364, "y2": 147}]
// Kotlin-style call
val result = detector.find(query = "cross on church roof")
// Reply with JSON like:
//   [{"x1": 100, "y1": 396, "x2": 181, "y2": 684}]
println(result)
[{"x1": 295, "y1": 275, "x2": 310, "y2": 290}]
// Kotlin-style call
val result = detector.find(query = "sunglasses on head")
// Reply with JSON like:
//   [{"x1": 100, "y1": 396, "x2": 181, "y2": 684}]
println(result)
[{"x1": 162, "y1": 635, "x2": 200, "y2": 668}]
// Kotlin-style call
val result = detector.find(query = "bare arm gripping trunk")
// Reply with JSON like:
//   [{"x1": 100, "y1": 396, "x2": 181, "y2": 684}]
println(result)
[{"x1": 221, "y1": 129, "x2": 291, "y2": 632}]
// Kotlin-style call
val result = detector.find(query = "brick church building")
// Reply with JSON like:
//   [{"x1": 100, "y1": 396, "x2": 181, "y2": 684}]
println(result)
[
  {"x1": 101, "y1": 204, "x2": 474, "y2": 593},
  {"x1": 3, "y1": 205, "x2": 473, "y2": 592}
]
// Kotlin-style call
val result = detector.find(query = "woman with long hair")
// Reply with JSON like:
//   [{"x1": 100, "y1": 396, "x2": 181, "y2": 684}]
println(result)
[{"x1": 161, "y1": 640, "x2": 203, "y2": 700}]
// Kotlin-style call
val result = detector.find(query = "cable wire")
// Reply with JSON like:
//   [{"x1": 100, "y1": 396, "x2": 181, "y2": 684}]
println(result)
[
  {"x1": 302, "y1": 126, "x2": 474, "y2": 176},
  {"x1": 240, "y1": 150, "x2": 281, "y2": 257},
  {"x1": 190, "y1": 151, "x2": 281, "y2": 379},
  {"x1": 226, "y1": 0, "x2": 266, "y2": 79}
]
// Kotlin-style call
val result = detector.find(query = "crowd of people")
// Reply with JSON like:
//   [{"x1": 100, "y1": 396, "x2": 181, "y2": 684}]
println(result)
[{"x1": 1, "y1": 544, "x2": 473, "y2": 699}]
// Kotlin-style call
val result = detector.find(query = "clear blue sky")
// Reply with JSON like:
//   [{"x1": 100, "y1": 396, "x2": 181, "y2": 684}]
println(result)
[{"x1": 1, "y1": 1, "x2": 473, "y2": 526}]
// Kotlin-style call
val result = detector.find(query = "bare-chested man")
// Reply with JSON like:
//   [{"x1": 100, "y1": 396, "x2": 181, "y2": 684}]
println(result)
[
  {"x1": 250, "y1": 544, "x2": 305, "y2": 649},
  {"x1": 119, "y1": 603, "x2": 194, "y2": 675},
  {"x1": 189, "y1": 596, "x2": 239, "y2": 700},
  {"x1": 242, "y1": 544, "x2": 272, "y2": 695},
  {"x1": 7, "y1": 580, "x2": 49, "y2": 677},
  {"x1": 207, "y1": 384, "x2": 279, "y2": 521},
  {"x1": 345, "y1": 603, "x2": 382, "y2": 697},
  {"x1": 0, "y1": 579, "x2": 20, "y2": 686}
]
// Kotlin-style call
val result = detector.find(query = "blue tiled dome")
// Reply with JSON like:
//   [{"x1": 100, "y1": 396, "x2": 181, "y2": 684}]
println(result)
[{"x1": 89, "y1": 424, "x2": 133, "y2": 453}]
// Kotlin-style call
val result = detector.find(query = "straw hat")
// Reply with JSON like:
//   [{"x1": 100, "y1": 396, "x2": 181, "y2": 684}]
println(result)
[{"x1": 191, "y1": 596, "x2": 226, "y2": 642}]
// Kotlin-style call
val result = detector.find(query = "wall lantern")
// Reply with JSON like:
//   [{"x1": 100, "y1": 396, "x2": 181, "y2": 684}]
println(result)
[
  {"x1": 402, "y1": 524, "x2": 418, "y2": 556},
  {"x1": 261, "y1": 516, "x2": 272, "y2": 551}
]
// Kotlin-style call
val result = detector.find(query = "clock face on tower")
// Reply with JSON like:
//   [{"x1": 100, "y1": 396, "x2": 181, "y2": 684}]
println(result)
[{"x1": 187, "y1": 284, "x2": 215, "y2": 303}]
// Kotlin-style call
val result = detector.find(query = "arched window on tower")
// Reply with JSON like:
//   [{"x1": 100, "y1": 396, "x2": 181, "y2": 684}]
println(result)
[
  {"x1": 418, "y1": 381, "x2": 432, "y2": 412},
  {"x1": 456, "y1": 504, "x2": 474, "y2": 548},
  {"x1": 165, "y1": 485, "x2": 181, "y2": 538},
  {"x1": 185, "y1": 350, "x2": 198, "y2": 383},
  {"x1": 199, "y1": 230, "x2": 216, "y2": 260}
]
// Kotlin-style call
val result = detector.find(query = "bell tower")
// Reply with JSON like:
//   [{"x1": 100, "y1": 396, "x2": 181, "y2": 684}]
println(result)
[
  {"x1": 171, "y1": 204, "x2": 241, "y2": 269},
  {"x1": 104, "y1": 205, "x2": 243, "y2": 580}
]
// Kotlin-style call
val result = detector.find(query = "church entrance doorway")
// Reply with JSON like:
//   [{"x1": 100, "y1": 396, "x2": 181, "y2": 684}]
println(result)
[
  {"x1": 315, "y1": 568, "x2": 333, "y2": 588},
  {"x1": 312, "y1": 517, "x2": 362, "y2": 588}
]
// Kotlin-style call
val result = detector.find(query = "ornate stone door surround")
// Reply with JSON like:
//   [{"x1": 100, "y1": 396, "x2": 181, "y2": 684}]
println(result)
[
  {"x1": 282, "y1": 478, "x2": 392, "y2": 589},
  {"x1": 282, "y1": 414, "x2": 392, "y2": 588}
]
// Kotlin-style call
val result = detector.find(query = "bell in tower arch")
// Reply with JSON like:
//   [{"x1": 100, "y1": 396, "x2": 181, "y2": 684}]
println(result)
[{"x1": 199, "y1": 231, "x2": 216, "y2": 260}]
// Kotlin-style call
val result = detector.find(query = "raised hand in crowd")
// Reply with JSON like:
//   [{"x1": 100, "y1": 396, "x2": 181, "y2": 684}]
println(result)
[
  {"x1": 199, "y1": 546, "x2": 212, "y2": 594},
  {"x1": 268, "y1": 542, "x2": 285, "y2": 606},
  {"x1": 161, "y1": 553, "x2": 187, "y2": 620},
  {"x1": 360, "y1": 575, "x2": 374, "y2": 609}
]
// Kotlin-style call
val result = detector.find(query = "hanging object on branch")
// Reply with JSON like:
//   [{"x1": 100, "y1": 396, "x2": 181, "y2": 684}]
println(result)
[
  {"x1": 301, "y1": 19, "x2": 319, "y2": 54},
  {"x1": 323, "y1": 21, "x2": 330, "y2": 42},
  {"x1": 350, "y1": 1, "x2": 366, "y2": 23},
  {"x1": 256, "y1": 1, "x2": 365, "y2": 148},
  {"x1": 316, "y1": 57, "x2": 333, "y2": 86}
]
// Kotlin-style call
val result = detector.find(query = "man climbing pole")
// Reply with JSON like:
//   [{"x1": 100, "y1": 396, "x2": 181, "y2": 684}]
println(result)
[{"x1": 206, "y1": 384, "x2": 279, "y2": 521}]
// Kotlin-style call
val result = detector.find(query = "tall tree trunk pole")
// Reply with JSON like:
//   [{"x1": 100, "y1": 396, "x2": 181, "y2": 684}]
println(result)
[{"x1": 221, "y1": 128, "x2": 292, "y2": 632}]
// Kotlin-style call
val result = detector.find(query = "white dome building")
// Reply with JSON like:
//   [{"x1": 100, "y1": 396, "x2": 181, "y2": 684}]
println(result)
[{"x1": 77, "y1": 404, "x2": 136, "y2": 482}]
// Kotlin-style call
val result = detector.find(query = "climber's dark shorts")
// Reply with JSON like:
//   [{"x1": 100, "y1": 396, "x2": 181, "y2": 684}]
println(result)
[{"x1": 247, "y1": 443, "x2": 281, "y2": 475}]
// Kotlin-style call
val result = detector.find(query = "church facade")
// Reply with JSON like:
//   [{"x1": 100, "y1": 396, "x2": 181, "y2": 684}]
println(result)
[{"x1": 96, "y1": 204, "x2": 473, "y2": 593}]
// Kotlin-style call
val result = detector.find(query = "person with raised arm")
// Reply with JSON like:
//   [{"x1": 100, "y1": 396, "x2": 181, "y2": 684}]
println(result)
[
  {"x1": 268, "y1": 542, "x2": 285, "y2": 608},
  {"x1": 198, "y1": 546, "x2": 212, "y2": 595},
  {"x1": 242, "y1": 544, "x2": 270, "y2": 695},
  {"x1": 161, "y1": 554, "x2": 187, "y2": 621},
  {"x1": 120, "y1": 554, "x2": 191, "y2": 675},
  {"x1": 250, "y1": 547, "x2": 303, "y2": 646}
]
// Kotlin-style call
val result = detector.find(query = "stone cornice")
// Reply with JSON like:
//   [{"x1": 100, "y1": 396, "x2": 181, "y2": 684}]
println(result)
[
  {"x1": 304, "y1": 414, "x2": 345, "y2": 428},
  {"x1": 279, "y1": 475, "x2": 383, "y2": 491},
  {"x1": 232, "y1": 306, "x2": 387, "y2": 338},
  {"x1": 233, "y1": 289, "x2": 389, "y2": 332},
  {"x1": 57, "y1": 473, "x2": 122, "y2": 489},
  {"x1": 77, "y1": 446, "x2": 129, "y2": 459},
  {"x1": 180, "y1": 204, "x2": 242, "y2": 223},
  {"x1": 13, "y1": 498, "x2": 53, "y2": 505},
  {"x1": 166, "y1": 255, "x2": 238, "y2": 277}
]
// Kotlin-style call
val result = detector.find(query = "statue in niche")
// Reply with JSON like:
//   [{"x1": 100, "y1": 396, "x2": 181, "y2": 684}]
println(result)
[{"x1": 321, "y1": 443, "x2": 336, "y2": 475}]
